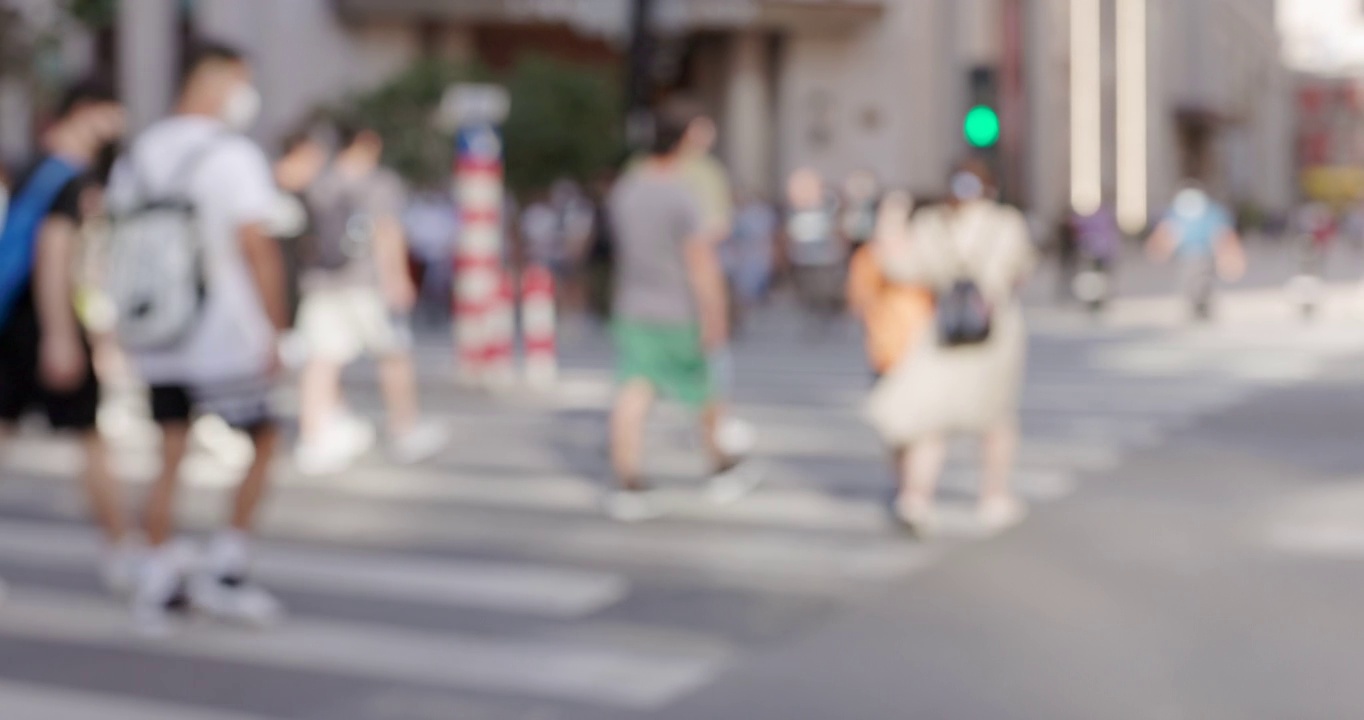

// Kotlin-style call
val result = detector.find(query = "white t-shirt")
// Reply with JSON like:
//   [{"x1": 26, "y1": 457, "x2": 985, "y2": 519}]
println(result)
[{"x1": 107, "y1": 116, "x2": 278, "y2": 385}]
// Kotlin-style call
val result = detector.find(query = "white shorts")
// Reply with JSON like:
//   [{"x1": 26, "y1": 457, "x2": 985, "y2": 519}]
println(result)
[{"x1": 297, "y1": 287, "x2": 410, "y2": 364}]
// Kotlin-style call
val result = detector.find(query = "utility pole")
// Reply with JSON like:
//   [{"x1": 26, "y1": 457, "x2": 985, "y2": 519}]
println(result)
[
  {"x1": 625, "y1": 0, "x2": 656, "y2": 150},
  {"x1": 999, "y1": 0, "x2": 1027, "y2": 207}
]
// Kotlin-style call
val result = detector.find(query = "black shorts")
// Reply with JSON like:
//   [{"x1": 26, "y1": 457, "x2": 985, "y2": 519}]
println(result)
[
  {"x1": 149, "y1": 377, "x2": 276, "y2": 434},
  {"x1": 0, "y1": 312, "x2": 99, "y2": 432}
]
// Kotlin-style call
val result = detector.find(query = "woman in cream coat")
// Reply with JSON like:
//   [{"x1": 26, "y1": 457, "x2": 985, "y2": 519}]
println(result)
[{"x1": 867, "y1": 161, "x2": 1036, "y2": 535}]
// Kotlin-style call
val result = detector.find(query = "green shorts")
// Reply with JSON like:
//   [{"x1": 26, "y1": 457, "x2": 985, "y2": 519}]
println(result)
[{"x1": 613, "y1": 320, "x2": 712, "y2": 408}]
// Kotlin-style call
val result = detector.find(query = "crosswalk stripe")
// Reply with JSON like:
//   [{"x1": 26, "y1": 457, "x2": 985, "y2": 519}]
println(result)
[
  {"x1": 0, "y1": 679, "x2": 280, "y2": 720},
  {"x1": 0, "y1": 587, "x2": 727, "y2": 711},
  {"x1": 0, "y1": 520, "x2": 627, "y2": 618}
]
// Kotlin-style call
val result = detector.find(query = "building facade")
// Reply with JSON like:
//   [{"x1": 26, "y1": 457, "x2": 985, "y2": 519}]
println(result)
[{"x1": 1, "y1": 0, "x2": 1294, "y2": 227}]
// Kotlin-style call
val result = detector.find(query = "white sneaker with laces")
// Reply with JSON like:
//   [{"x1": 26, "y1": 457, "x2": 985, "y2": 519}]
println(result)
[
  {"x1": 704, "y1": 459, "x2": 765, "y2": 506},
  {"x1": 388, "y1": 420, "x2": 448, "y2": 465},
  {"x1": 131, "y1": 541, "x2": 196, "y2": 637},
  {"x1": 603, "y1": 489, "x2": 667, "y2": 523},
  {"x1": 295, "y1": 413, "x2": 376, "y2": 476},
  {"x1": 189, "y1": 574, "x2": 285, "y2": 628}
]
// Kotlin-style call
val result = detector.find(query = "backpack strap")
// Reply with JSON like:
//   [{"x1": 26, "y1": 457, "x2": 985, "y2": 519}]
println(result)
[
  {"x1": 128, "y1": 131, "x2": 234, "y2": 207},
  {"x1": 0, "y1": 157, "x2": 83, "y2": 323}
]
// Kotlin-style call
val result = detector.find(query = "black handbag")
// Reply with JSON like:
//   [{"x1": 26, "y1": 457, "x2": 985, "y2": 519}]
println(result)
[
  {"x1": 934, "y1": 213, "x2": 994, "y2": 347},
  {"x1": 936, "y1": 278, "x2": 992, "y2": 346}
]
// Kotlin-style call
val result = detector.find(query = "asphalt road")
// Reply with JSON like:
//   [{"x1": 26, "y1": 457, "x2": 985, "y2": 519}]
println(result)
[{"x1": 3, "y1": 275, "x2": 1364, "y2": 719}]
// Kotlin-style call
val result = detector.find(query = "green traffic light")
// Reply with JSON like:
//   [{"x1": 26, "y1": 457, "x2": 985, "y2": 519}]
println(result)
[{"x1": 964, "y1": 105, "x2": 1000, "y2": 148}]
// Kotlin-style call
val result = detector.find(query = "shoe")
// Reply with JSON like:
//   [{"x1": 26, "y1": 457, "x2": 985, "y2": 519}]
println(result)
[
  {"x1": 295, "y1": 413, "x2": 376, "y2": 476},
  {"x1": 603, "y1": 488, "x2": 667, "y2": 523},
  {"x1": 131, "y1": 541, "x2": 196, "y2": 637},
  {"x1": 190, "y1": 573, "x2": 285, "y2": 628},
  {"x1": 892, "y1": 498, "x2": 936, "y2": 540},
  {"x1": 101, "y1": 541, "x2": 143, "y2": 597},
  {"x1": 714, "y1": 417, "x2": 758, "y2": 458},
  {"x1": 388, "y1": 420, "x2": 448, "y2": 465},
  {"x1": 703, "y1": 458, "x2": 764, "y2": 505},
  {"x1": 978, "y1": 496, "x2": 1028, "y2": 532}
]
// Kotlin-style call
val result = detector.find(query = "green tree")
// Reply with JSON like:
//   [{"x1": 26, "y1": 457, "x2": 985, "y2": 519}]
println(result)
[
  {"x1": 339, "y1": 55, "x2": 622, "y2": 197},
  {"x1": 341, "y1": 59, "x2": 482, "y2": 189},
  {"x1": 501, "y1": 56, "x2": 622, "y2": 198}
]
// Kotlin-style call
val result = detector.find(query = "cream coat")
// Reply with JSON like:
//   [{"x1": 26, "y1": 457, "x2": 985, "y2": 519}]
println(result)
[{"x1": 866, "y1": 200, "x2": 1036, "y2": 444}]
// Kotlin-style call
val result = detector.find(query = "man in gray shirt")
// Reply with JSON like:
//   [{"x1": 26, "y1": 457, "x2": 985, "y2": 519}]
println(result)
[
  {"x1": 605, "y1": 104, "x2": 756, "y2": 521},
  {"x1": 294, "y1": 122, "x2": 445, "y2": 475}
]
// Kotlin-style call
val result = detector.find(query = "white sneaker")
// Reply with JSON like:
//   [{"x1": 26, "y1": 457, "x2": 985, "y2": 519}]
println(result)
[
  {"x1": 704, "y1": 459, "x2": 764, "y2": 506},
  {"x1": 603, "y1": 489, "x2": 667, "y2": 523},
  {"x1": 189, "y1": 574, "x2": 285, "y2": 628},
  {"x1": 715, "y1": 417, "x2": 758, "y2": 458},
  {"x1": 131, "y1": 541, "x2": 196, "y2": 637},
  {"x1": 101, "y1": 542, "x2": 143, "y2": 597},
  {"x1": 295, "y1": 414, "x2": 376, "y2": 476},
  {"x1": 978, "y1": 496, "x2": 1028, "y2": 532},
  {"x1": 388, "y1": 420, "x2": 448, "y2": 465}
]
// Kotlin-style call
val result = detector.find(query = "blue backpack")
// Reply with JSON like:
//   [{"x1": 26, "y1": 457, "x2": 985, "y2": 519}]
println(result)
[{"x1": 0, "y1": 157, "x2": 82, "y2": 325}]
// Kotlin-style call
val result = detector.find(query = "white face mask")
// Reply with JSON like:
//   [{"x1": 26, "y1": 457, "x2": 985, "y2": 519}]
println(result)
[
  {"x1": 221, "y1": 84, "x2": 262, "y2": 132},
  {"x1": 950, "y1": 172, "x2": 985, "y2": 202}
]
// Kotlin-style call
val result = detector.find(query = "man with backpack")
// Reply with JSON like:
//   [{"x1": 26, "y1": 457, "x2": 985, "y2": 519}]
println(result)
[
  {"x1": 0, "y1": 80, "x2": 130, "y2": 601},
  {"x1": 105, "y1": 42, "x2": 289, "y2": 631},
  {"x1": 292, "y1": 121, "x2": 445, "y2": 476}
]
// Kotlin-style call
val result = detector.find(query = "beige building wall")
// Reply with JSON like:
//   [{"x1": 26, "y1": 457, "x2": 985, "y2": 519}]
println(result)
[
  {"x1": 775, "y1": 0, "x2": 956, "y2": 198},
  {"x1": 195, "y1": 0, "x2": 423, "y2": 148}
]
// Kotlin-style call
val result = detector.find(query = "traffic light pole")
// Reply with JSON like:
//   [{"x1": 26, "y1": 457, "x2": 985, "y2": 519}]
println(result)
[
  {"x1": 1000, "y1": 0, "x2": 1027, "y2": 207},
  {"x1": 625, "y1": 0, "x2": 657, "y2": 149}
]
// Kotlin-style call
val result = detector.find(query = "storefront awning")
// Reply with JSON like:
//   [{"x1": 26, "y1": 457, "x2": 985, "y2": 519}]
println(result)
[{"x1": 333, "y1": 0, "x2": 883, "y2": 33}]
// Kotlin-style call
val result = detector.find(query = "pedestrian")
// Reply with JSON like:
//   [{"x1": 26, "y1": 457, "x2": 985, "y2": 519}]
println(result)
[
  {"x1": 0, "y1": 79, "x2": 132, "y2": 599},
  {"x1": 725, "y1": 190, "x2": 778, "y2": 310},
  {"x1": 268, "y1": 128, "x2": 329, "y2": 327},
  {"x1": 839, "y1": 169, "x2": 881, "y2": 250},
  {"x1": 666, "y1": 99, "x2": 754, "y2": 458},
  {"x1": 403, "y1": 187, "x2": 460, "y2": 326},
  {"x1": 582, "y1": 170, "x2": 618, "y2": 323},
  {"x1": 847, "y1": 190, "x2": 933, "y2": 379},
  {"x1": 293, "y1": 120, "x2": 447, "y2": 475},
  {"x1": 105, "y1": 41, "x2": 290, "y2": 631},
  {"x1": 1145, "y1": 182, "x2": 1246, "y2": 321},
  {"x1": 867, "y1": 159, "x2": 1037, "y2": 536},
  {"x1": 1070, "y1": 202, "x2": 1122, "y2": 311},
  {"x1": 603, "y1": 105, "x2": 757, "y2": 522},
  {"x1": 783, "y1": 168, "x2": 846, "y2": 326}
]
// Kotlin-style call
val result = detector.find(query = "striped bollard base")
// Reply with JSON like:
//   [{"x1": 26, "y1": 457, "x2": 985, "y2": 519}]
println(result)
[{"x1": 521, "y1": 265, "x2": 558, "y2": 389}]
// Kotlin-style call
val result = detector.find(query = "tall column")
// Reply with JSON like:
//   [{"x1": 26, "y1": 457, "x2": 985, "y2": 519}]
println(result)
[
  {"x1": 1069, "y1": 0, "x2": 1102, "y2": 215},
  {"x1": 118, "y1": 0, "x2": 179, "y2": 132},
  {"x1": 1116, "y1": 0, "x2": 1149, "y2": 232},
  {"x1": 724, "y1": 31, "x2": 773, "y2": 196}
]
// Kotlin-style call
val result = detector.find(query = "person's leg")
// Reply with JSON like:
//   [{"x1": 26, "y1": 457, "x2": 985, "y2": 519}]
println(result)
[
  {"x1": 610, "y1": 379, "x2": 655, "y2": 491},
  {"x1": 377, "y1": 352, "x2": 419, "y2": 437},
  {"x1": 297, "y1": 290, "x2": 357, "y2": 443},
  {"x1": 229, "y1": 421, "x2": 277, "y2": 534},
  {"x1": 896, "y1": 433, "x2": 947, "y2": 517},
  {"x1": 298, "y1": 358, "x2": 345, "y2": 442},
  {"x1": 143, "y1": 421, "x2": 190, "y2": 547},
  {"x1": 979, "y1": 419, "x2": 1020, "y2": 507},
  {"x1": 80, "y1": 431, "x2": 126, "y2": 543},
  {"x1": 700, "y1": 401, "x2": 726, "y2": 466}
]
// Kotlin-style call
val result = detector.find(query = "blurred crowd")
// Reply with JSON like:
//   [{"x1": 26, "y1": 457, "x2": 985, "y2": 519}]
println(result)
[{"x1": 0, "y1": 31, "x2": 1342, "y2": 634}]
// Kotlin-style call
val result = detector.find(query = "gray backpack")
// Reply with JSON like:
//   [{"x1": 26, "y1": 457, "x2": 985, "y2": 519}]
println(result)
[{"x1": 105, "y1": 136, "x2": 226, "y2": 351}]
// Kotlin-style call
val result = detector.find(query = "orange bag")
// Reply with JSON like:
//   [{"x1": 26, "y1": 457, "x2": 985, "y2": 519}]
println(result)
[{"x1": 847, "y1": 246, "x2": 934, "y2": 375}]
